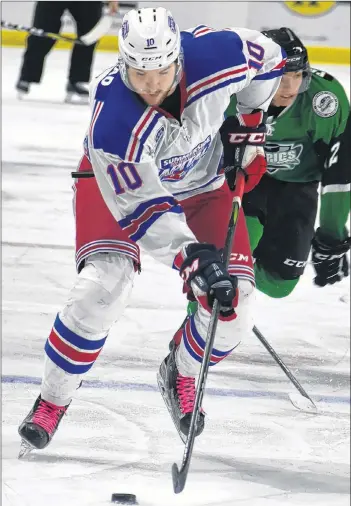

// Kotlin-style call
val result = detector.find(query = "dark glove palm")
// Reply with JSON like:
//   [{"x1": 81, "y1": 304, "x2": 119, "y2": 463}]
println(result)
[{"x1": 311, "y1": 228, "x2": 351, "y2": 287}]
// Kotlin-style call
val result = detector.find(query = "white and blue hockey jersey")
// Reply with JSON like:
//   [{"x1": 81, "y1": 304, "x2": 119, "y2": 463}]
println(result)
[{"x1": 86, "y1": 26, "x2": 286, "y2": 267}]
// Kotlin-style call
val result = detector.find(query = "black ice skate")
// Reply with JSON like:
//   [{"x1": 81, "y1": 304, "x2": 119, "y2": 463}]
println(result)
[
  {"x1": 16, "y1": 80, "x2": 30, "y2": 99},
  {"x1": 18, "y1": 395, "x2": 69, "y2": 458},
  {"x1": 65, "y1": 81, "x2": 89, "y2": 104},
  {"x1": 157, "y1": 340, "x2": 205, "y2": 443}
]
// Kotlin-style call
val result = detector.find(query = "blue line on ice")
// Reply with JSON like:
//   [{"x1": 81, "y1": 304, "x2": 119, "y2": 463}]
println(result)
[{"x1": 2, "y1": 374, "x2": 350, "y2": 405}]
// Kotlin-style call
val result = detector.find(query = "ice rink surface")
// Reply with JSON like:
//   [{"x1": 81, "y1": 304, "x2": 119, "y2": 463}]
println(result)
[{"x1": 2, "y1": 47, "x2": 350, "y2": 506}]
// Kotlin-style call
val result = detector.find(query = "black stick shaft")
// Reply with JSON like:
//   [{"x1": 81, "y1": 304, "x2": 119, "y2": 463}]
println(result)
[
  {"x1": 1, "y1": 20, "x2": 83, "y2": 44},
  {"x1": 172, "y1": 170, "x2": 246, "y2": 494}
]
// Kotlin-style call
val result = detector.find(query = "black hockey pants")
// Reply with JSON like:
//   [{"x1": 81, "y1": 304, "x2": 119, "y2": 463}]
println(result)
[{"x1": 19, "y1": 1, "x2": 103, "y2": 84}]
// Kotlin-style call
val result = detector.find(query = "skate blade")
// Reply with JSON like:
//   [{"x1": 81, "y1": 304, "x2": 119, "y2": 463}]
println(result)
[
  {"x1": 157, "y1": 372, "x2": 186, "y2": 444},
  {"x1": 64, "y1": 93, "x2": 89, "y2": 105},
  {"x1": 18, "y1": 439, "x2": 34, "y2": 459}
]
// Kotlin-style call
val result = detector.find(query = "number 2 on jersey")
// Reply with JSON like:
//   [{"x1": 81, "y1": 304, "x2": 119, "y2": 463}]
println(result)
[
  {"x1": 107, "y1": 163, "x2": 142, "y2": 195},
  {"x1": 327, "y1": 141, "x2": 340, "y2": 168}
]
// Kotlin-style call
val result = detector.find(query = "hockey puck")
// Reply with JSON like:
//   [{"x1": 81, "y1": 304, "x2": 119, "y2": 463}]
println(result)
[{"x1": 111, "y1": 493, "x2": 138, "y2": 505}]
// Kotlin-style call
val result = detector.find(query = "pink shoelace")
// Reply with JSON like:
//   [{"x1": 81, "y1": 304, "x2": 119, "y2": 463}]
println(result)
[
  {"x1": 32, "y1": 399, "x2": 66, "y2": 435},
  {"x1": 176, "y1": 374, "x2": 196, "y2": 414}
]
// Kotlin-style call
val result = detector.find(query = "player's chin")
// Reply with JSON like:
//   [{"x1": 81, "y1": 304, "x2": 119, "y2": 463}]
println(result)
[
  {"x1": 273, "y1": 95, "x2": 297, "y2": 107},
  {"x1": 141, "y1": 92, "x2": 166, "y2": 106}
]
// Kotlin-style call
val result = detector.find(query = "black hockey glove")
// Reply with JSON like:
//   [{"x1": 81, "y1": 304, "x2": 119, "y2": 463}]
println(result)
[
  {"x1": 219, "y1": 111, "x2": 267, "y2": 193},
  {"x1": 179, "y1": 243, "x2": 237, "y2": 310},
  {"x1": 311, "y1": 228, "x2": 351, "y2": 287}
]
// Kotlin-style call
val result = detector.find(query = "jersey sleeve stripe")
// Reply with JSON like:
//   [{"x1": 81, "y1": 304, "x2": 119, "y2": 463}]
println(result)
[
  {"x1": 187, "y1": 75, "x2": 246, "y2": 106},
  {"x1": 321, "y1": 183, "x2": 351, "y2": 194},
  {"x1": 89, "y1": 100, "x2": 104, "y2": 148},
  {"x1": 187, "y1": 65, "x2": 247, "y2": 97},
  {"x1": 191, "y1": 25, "x2": 213, "y2": 37},
  {"x1": 125, "y1": 108, "x2": 154, "y2": 161},
  {"x1": 135, "y1": 111, "x2": 163, "y2": 162},
  {"x1": 253, "y1": 68, "x2": 284, "y2": 81},
  {"x1": 249, "y1": 60, "x2": 263, "y2": 71},
  {"x1": 194, "y1": 27, "x2": 216, "y2": 38},
  {"x1": 125, "y1": 109, "x2": 162, "y2": 162}
]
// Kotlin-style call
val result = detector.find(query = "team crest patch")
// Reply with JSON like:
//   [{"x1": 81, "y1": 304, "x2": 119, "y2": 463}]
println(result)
[
  {"x1": 312, "y1": 91, "x2": 339, "y2": 118},
  {"x1": 168, "y1": 16, "x2": 176, "y2": 33},
  {"x1": 121, "y1": 20, "x2": 129, "y2": 40},
  {"x1": 159, "y1": 135, "x2": 211, "y2": 182}
]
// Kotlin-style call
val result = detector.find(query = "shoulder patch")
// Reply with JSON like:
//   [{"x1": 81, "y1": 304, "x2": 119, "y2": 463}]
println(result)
[{"x1": 312, "y1": 91, "x2": 339, "y2": 118}]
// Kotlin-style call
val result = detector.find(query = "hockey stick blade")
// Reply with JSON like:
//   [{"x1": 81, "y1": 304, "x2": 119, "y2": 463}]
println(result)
[
  {"x1": 253, "y1": 325, "x2": 317, "y2": 410},
  {"x1": 288, "y1": 392, "x2": 317, "y2": 413},
  {"x1": 172, "y1": 462, "x2": 187, "y2": 494},
  {"x1": 80, "y1": 15, "x2": 113, "y2": 45}
]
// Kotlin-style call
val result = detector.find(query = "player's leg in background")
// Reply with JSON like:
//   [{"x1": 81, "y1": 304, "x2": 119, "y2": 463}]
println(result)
[
  {"x1": 242, "y1": 174, "x2": 270, "y2": 253},
  {"x1": 246, "y1": 178, "x2": 319, "y2": 298},
  {"x1": 16, "y1": 1, "x2": 66, "y2": 93},
  {"x1": 65, "y1": 1, "x2": 103, "y2": 99},
  {"x1": 18, "y1": 153, "x2": 140, "y2": 451}
]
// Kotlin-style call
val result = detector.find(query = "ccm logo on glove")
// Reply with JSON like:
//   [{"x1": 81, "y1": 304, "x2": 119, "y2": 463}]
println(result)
[
  {"x1": 181, "y1": 259, "x2": 199, "y2": 282},
  {"x1": 228, "y1": 132, "x2": 266, "y2": 144}
]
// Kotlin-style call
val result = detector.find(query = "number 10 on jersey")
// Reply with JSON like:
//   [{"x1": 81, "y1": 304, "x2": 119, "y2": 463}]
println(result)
[{"x1": 107, "y1": 162, "x2": 142, "y2": 195}]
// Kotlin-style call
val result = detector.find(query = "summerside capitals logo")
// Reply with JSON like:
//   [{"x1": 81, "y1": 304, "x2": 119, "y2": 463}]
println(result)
[{"x1": 159, "y1": 135, "x2": 211, "y2": 182}]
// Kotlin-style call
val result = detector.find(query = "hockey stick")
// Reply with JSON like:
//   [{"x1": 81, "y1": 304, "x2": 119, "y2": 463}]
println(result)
[
  {"x1": 172, "y1": 169, "x2": 246, "y2": 494},
  {"x1": 1, "y1": 16, "x2": 113, "y2": 46},
  {"x1": 253, "y1": 325, "x2": 317, "y2": 412}
]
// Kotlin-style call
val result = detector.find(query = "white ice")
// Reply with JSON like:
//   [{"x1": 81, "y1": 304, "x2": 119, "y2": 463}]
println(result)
[{"x1": 2, "y1": 47, "x2": 350, "y2": 506}]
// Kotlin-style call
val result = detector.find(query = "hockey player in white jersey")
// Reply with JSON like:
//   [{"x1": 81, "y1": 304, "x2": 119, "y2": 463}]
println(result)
[{"x1": 18, "y1": 7, "x2": 286, "y2": 453}]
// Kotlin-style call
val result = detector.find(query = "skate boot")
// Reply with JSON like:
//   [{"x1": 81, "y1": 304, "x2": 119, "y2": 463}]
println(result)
[
  {"x1": 65, "y1": 81, "x2": 89, "y2": 104},
  {"x1": 157, "y1": 339, "x2": 205, "y2": 442},
  {"x1": 16, "y1": 80, "x2": 30, "y2": 99},
  {"x1": 18, "y1": 395, "x2": 69, "y2": 457}
]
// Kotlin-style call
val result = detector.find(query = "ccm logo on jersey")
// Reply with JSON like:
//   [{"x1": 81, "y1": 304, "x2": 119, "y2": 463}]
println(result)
[
  {"x1": 228, "y1": 133, "x2": 266, "y2": 144},
  {"x1": 181, "y1": 259, "x2": 199, "y2": 281}
]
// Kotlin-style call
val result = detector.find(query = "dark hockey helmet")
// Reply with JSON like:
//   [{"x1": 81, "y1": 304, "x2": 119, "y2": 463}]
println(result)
[{"x1": 262, "y1": 27, "x2": 311, "y2": 92}]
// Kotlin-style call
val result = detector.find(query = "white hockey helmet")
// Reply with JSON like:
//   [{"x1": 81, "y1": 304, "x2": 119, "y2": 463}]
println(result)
[{"x1": 118, "y1": 7, "x2": 181, "y2": 71}]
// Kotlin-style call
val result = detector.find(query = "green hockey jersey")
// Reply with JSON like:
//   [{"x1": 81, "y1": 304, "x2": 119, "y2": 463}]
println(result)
[{"x1": 226, "y1": 69, "x2": 350, "y2": 240}]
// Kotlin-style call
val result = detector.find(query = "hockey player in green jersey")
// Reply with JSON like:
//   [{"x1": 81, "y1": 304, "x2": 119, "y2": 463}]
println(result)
[
  {"x1": 236, "y1": 27, "x2": 351, "y2": 298},
  {"x1": 186, "y1": 27, "x2": 350, "y2": 319},
  {"x1": 188, "y1": 28, "x2": 351, "y2": 320}
]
